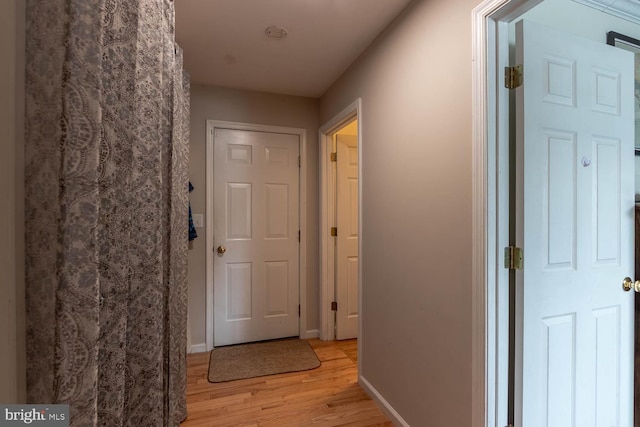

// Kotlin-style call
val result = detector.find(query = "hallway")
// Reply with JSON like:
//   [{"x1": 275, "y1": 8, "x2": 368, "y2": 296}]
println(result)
[{"x1": 181, "y1": 340, "x2": 393, "y2": 426}]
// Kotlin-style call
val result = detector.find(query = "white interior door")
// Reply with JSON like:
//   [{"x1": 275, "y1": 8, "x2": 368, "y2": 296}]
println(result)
[
  {"x1": 515, "y1": 20, "x2": 635, "y2": 426},
  {"x1": 213, "y1": 128, "x2": 300, "y2": 347},
  {"x1": 335, "y1": 134, "x2": 359, "y2": 340}
]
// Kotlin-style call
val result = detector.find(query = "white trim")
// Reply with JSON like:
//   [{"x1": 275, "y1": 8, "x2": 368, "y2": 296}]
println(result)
[
  {"x1": 492, "y1": 19, "x2": 513, "y2": 427},
  {"x1": 471, "y1": 3, "x2": 490, "y2": 426},
  {"x1": 299, "y1": 329, "x2": 319, "y2": 339},
  {"x1": 472, "y1": 1, "x2": 541, "y2": 426},
  {"x1": 318, "y1": 98, "x2": 362, "y2": 345},
  {"x1": 205, "y1": 120, "x2": 308, "y2": 351},
  {"x1": 205, "y1": 123, "x2": 214, "y2": 350},
  {"x1": 359, "y1": 376, "x2": 410, "y2": 427},
  {"x1": 189, "y1": 343, "x2": 208, "y2": 354}
]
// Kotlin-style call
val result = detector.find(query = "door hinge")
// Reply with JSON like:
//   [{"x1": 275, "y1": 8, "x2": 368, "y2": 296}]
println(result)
[
  {"x1": 298, "y1": 230, "x2": 301, "y2": 242},
  {"x1": 504, "y1": 64, "x2": 523, "y2": 89},
  {"x1": 298, "y1": 304, "x2": 301, "y2": 317},
  {"x1": 330, "y1": 152, "x2": 337, "y2": 162},
  {"x1": 298, "y1": 155, "x2": 301, "y2": 167},
  {"x1": 331, "y1": 301, "x2": 338, "y2": 311},
  {"x1": 504, "y1": 246, "x2": 523, "y2": 270},
  {"x1": 330, "y1": 227, "x2": 337, "y2": 237}
]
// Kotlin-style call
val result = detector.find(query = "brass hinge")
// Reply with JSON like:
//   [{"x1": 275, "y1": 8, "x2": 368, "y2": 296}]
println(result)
[
  {"x1": 330, "y1": 152, "x2": 337, "y2": 162},
  {"x1": 331, "y1": 301, "x2": 338, "y2": 311},
  {"x1": 504, "y1": 246, "x2": 523, "y2": 270},
  {"x1": 505, "y1": 65, "x2": 523, "y2": 89},
  {"x1": 331, "y1": 227, "x2": 337, "y2": 237}
]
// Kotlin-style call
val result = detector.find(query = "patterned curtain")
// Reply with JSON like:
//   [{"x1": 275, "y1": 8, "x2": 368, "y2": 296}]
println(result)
[{"x1": 24, "y1": 0, "x2": 189, "y2": 425}]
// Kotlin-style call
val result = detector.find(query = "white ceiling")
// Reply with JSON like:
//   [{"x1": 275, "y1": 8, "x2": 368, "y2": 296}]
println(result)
[
  {"x1": 175, "y1": 0, "x2": 413, "y2": 98},
  {"x1": 573, "y1": 0, "x2": 640, "y2": 24}
]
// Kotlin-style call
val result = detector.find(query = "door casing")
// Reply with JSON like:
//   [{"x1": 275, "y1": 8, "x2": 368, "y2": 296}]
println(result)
[
  {"x1": 471, "y1": 1, "x2": 543, "y2": 426},
  {"x1": 318, "y1": 98, "x2": 362, "y2": 347},
  {"x1": 205, "y1": 120, "x2": 309, "y2": 351}
]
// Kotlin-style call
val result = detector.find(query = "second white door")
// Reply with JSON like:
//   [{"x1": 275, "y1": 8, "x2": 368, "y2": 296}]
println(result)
[
  {"x1": 213, "y1": 128, "x2": 300, "y2": 347},
  {"x1": 336, "y1": 134, "x2": 359, "y2": 340}
]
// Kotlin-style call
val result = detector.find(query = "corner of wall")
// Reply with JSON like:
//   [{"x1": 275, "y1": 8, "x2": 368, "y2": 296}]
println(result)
[
  {"x1": 358, "y1": 375, "x2": 411, "y2": 427},
  {"x1": 300, "y1": 329, "x2": 319, "y2": 339},
  {"x1": 189, "y1": 343, "x2": 207, "y2": 354}
]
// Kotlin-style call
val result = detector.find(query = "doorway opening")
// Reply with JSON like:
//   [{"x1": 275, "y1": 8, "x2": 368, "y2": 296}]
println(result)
[
  {"x1": 473, "y1": 0, "x2": 640, "y2": 425},
  {"x1": 319, "y1": 99, "x2": 362, "y2": 349},
  {"x1": 333, "y1": 118, "x2": 359, "y2": 341}
]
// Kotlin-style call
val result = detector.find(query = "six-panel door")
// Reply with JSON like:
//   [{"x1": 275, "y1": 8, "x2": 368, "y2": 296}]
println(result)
[
  {"x1": 516, "y1": 19, "x2": 635, "y2": 426},
  {"x1": 336, "y1": 134, "x2": 359, "y2": 340},
  {"x1": 213, "y1": 128, "x2": 300, "y2": 347}
]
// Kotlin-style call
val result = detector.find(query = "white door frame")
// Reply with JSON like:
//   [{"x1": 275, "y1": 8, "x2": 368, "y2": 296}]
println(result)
[
  {"x1": 471, "y1": 1, "x2": 542, "y2": 426},
  {"x1": 205, "y1": 120, "x2": 308, "y2": 351},
  {"x1": 318, "y1": 98, "x2": 362, "y2": 344}
]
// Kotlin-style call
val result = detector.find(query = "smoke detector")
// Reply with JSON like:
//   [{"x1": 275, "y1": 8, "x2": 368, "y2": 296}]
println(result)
[{"x1": 265, "y1": 26, "x2": 288, "y2": 40}]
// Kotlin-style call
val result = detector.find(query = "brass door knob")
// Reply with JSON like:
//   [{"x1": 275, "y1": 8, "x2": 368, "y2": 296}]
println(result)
[
  {"x1": 622, "y1": 277, "x2": 640, "y2": 292},
  {"x1": 217, "y1": 245, "x2": 226, "y2": 255}
]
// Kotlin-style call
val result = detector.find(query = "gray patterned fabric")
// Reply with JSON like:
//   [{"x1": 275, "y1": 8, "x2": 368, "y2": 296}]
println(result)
[{"x1": 24, "y1": 1, "x2": 189, "y2": 426}]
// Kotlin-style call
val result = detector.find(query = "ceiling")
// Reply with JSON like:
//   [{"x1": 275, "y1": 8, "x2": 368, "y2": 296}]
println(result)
[
  {"x1": 175, "y1": 0, "x2": 413, "y2": 98},
  {"x1": 573, "y1": 0, "x2": 640, "y2": 23}
]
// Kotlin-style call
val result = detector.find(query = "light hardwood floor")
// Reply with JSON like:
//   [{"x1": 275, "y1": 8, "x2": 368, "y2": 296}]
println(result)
[{"x1": 181, "y1": 339, "x2": 394, "y2": 427}]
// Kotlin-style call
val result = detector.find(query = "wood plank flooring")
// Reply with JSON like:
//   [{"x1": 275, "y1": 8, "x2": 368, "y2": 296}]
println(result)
[{"x1": 181, "y1": 339, "x2": 393, "y2": 427}]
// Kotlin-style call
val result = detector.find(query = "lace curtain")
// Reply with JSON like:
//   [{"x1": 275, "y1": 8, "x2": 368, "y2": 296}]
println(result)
[{"x1": 24, "y1": 0, "x2": 189, "y2": 425}]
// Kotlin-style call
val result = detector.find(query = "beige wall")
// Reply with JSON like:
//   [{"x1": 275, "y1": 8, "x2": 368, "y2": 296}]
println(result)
[
  {"x1": 0, "y1": 0, "x2": 26, "y2": 403},
  {"x1": 187, "y1": 84, "x2": 320, "y2": 347},
  {"x1": 320, "y1": 0, "x2": 478, "y2": 424},
  {"x1": 317, "y1": 0, "x2": 640, "y2": 423}
]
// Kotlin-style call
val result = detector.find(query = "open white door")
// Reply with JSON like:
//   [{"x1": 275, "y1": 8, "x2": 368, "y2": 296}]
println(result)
[
  {"x1": 213, "y1": 128, "x2": 300, "y2": 347},
  {"x1": 335, "y1": 134, "x2": 359, "y2": 340},
  {"x1": 515, "y1": 20, "x2": 634, "y2": 426}
]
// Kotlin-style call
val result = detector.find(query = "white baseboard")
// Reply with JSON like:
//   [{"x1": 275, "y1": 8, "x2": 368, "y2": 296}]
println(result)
[
  {"x1": 189, "y1": 343, "x2": 208, "y2": 354},
  {"x1": 359, "y1": 375, "x2": 410, "y2": 427},
  {"x1": 300, "y1": 329, "x2": 319, "y2": 339},
  {"x1": 191, "y1": 331, "x2": 318, "y2": 354}
]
